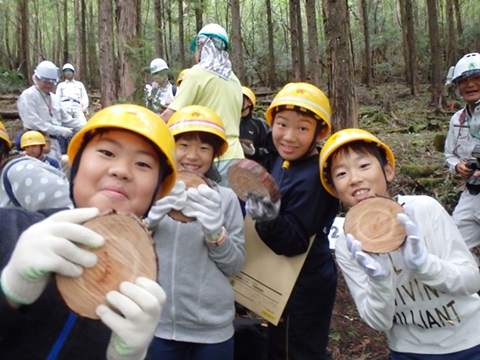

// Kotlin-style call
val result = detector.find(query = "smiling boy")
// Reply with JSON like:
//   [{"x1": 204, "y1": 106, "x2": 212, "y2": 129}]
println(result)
[
  {"x1": 320, "y1": 128, "x2": 480, "y2": 359},
  {"x1": 245, "y1": 83, "x2": 339, "y2": 359},
  {"x1": 0, "y1": 104, "x2": 177, "y2": 359}
]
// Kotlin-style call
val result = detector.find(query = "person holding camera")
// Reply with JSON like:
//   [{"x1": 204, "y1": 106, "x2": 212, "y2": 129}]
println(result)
[{"x1": 445, "y1": 52, "x2": 480, "y2": 254}]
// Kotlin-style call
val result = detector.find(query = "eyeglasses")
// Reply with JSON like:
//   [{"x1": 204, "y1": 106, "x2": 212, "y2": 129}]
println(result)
[{"x1": 63, "y1": 69, "x2": 74, "y2": 73}]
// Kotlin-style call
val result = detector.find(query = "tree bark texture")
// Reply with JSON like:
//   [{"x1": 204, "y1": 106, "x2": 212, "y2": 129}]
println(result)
[
  {"x1": 322, "y1": 0, "x2": 358, "y2": 131},
  {"x1": 265, "y1": 0, "x2": 276, "y2": 89},
  {"x1": 98, "y1": 0, "x2": 116, "y2": 106},
  {"x1": 426, "y1": 0, "x2": 446, "y2": 110},
  {"x1": 19, "y1": 0, "x2": 30, "y2": 85},
  {"x1": 230, "y1": 0, "x2": 245, "y2": 84},
  {"x1": 178, "y1": 0, "x2": 185, "y2": 68},
  {"x1": 404, "y1": 0, "x2": 419, "y2": 95},
  {"x1": 361, "y1": 0, "x2": 371, "y2": 86},
  {"x1": 154, "y1": 0, "x2": 164, "y2": 58},
  {"x1": 116, "y1": 0, "x2": 139, "y2": 101},
  {"x1": 305, "y1": 0, "x2": 321, "y2": 87},
  {"x1": 446, "y1": 0, "x2": 457, "y2": 67},
  {"x1": 289, "y1": 0, "x2": 300, "y2": 81}
]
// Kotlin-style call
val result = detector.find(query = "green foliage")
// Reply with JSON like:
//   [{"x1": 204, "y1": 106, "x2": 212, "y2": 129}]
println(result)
[
  {"x1": 0, "y1": 68, "x2": 26, "y2": 93},
  {"x1": 329, "y1": 332, "x2": 341, "y2": 342}
]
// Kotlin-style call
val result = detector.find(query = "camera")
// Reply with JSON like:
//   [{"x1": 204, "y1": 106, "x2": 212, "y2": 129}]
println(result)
[
  {"x1": 466, "y1": 144, "x2": 480, "y2": 193},
  {"x1": 466, "y1": 144, "x2": 480, "y2": 171}
]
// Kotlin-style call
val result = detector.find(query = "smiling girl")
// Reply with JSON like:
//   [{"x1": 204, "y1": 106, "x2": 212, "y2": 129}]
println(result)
[
  {"x1": 146, "y1": 105, "x2": 245, "y2": 360},
  {"x1": 0, "y1": 104, "x2": 177, "y2": 360}
]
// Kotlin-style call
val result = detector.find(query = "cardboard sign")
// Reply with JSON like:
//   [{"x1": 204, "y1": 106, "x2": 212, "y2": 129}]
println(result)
[{"x1": 231, "y1": 216, "x2": 313, "y2": 325}]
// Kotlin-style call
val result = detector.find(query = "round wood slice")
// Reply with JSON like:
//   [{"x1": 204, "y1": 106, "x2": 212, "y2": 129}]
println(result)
[
  {"x1": 227, "y1": 159, "x2": 281, "y2": 203},
  {"x1": 56, "y1": 213, "x2": 158, "y2": 319},
  {"x1": 168, "y1": 169, "x2": 210, "y2": 223},
  {"x1": 344, "y1": 197, "x2": 406, "y2": 254}
]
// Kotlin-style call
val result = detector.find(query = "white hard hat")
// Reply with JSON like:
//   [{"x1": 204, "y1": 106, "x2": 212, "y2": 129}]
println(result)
[
  {"x1": 452, "y1": 53, "x2": 480, "y2": 84},
  {"x1": 150, "y1": 58, "x2": 169, "y2": 74},
  {"x1": 190, "y1": 23, "x2": 229, "y2": 52},
  {"x1": 62, "y1": 63, "x2": 75, "y2": 72},
  {"x1": 34, "y1": 60, "x2": 59, "y2": 84}
]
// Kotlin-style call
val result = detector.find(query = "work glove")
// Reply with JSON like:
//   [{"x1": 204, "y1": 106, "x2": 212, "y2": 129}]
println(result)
[
  {"x1": 58, "y1": 127, "x2": 73, "y2": 137},
  {"x1": 240, "y1": 140, "x2": 256, "y2": 156},
  {"x1": 145, "y1": 181, "x2": 187, "y2": 229},
  {"x1": 245, "y1": 192, "x2": 281, "y2": 222},
  {"x1": 397, "y1": 211, "x2": 428, "y2": 271},
  {"x1": 97, "y1": 277, "x2": 166, "y2": 360},
  {"x1": 0, "y1": 208, "x2": 104, "y2": 305},
  {"x1": 182, "y1": 184, "x2": 225, "y2": 240},
  {"x1": 346, "y1": 234, "x2": 390, "y2": 281}
]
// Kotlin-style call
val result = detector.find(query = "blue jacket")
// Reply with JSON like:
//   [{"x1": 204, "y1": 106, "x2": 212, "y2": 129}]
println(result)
[
  {"x1": 0, "y1": 208, "x2": 111, "y2": 359},
  {"x1": 255, "y1": 137, "x2": 339, "y2": 315}
]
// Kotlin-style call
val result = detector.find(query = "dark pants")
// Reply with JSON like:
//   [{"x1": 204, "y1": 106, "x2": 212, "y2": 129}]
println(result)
[
  {"x1": 267, "y1": 312, "x2": 334, "y2": 360},
  {"x1": 58, "y1": 135, "x2": 73, "y2": 155},
  {"x1": 148, "y1": 336, "x2": 234, "y2": 360}
]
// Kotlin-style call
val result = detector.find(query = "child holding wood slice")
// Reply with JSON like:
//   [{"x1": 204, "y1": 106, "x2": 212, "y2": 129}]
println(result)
[
  {"x1": 319, "y1": 128, "x2": 480, "y2": 359},
  {"x1": 0, "y1": 104, "x2": 177, "y2": 359},
  {"x1": 244, "y1": 82, "x2": 339, "y2": 359},
  {"x1": 145, "y1": 105, "x2": 245, "y2": 360}
]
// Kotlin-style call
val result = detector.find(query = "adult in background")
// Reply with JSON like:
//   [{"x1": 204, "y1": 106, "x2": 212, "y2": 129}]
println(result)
[
  {"x1": 240, "y1": 86, "x2": 269, "y2": 167},
  {"x1": 444, "y1": 52, "x2": 480, "y2": 258},
  {"x1": 145, "y1": 58, "x2": 176, "y2": 113},
  {"x1": 17, "y1": 60, "x2": 83, "y2": 163},
  {"x1": 56, "y1": 63, "x2": 89, "y2": 154},
  {"x1": 160, "y1": 24, "x2": 244, "y2": 187}
]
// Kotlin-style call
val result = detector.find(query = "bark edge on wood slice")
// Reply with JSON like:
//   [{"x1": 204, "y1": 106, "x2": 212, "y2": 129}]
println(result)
[
  {"x1": 227, "y1": 159, "x2": 281, "y2": 202},
  {"x1": 168, "y1": 169, "x2": 212, "y2": 223},
  {"x1": 343, "y1": 197, "x2": 406, "y2": 254},
  {"x1": 56, "y1": 212, "x2": 157, "y2": 319}
]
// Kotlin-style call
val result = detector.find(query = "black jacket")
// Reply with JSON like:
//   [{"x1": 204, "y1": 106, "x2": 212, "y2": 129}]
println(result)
[{"x1": 239, "y1": 113, "x2": 269, "y2": 167}]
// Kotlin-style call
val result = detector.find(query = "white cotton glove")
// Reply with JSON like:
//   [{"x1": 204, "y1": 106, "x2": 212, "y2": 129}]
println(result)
[
  {"x1": 346, "y1": 234, "x2": 391, "y2": 281},
  {"x1": 145, "y1": 181, "x2": 187, "y2": 229},
  {"x1": 245, "y1": 192, "x2": 281, "y2": 222},
  {"x1": 397, "y1": 212, "x2": 428, "y2": 271},
  {"x1": 182, "y1": 184, "x2": 225, "y2": 240},
  {"x1": 241, "y1": 141, "x2": 256, "y2": 156},
  {"x1": 97, "y1": 277, "x2": 166, "y2": 360},
  {"x1": 0, "y1": 208, "x2": 104, "y2": 305},
  {"x1": 58, "y1": 127, "x2": 73, "y2": 137}
]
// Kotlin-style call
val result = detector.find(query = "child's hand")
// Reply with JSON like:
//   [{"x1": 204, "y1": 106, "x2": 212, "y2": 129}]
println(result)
[
  {"x1": 97, "y1": 277, "x2": 166, "y2": 360},
  {"x1": 1, "y1": 208, "x2": 104, "y2": 305},
  {"x1": 346, "y1": 234, "x2": 391, "y2": 281},
  {"x1": 145, "y1": 181, "x2": 187, "y2": 229},
  {"x1": 397, "y1": 212, "x2": 428, "y2": 271},
  {"x1": 245, "y1": 192, "x2": 280, "y2": 222},
  {"x1": 182, "y1": 185, "x2": 225, "y2": 241}
]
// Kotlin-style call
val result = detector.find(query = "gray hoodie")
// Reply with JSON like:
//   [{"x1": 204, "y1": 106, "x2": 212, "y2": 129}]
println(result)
[{"x1": 152, "y1": 185, "x2": 245, "y2": 343}]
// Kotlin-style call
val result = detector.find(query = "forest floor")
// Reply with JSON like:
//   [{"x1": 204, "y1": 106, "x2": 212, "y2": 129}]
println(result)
[{"x1": 0, "y1": 82, "x2": 466, "y2": 359}]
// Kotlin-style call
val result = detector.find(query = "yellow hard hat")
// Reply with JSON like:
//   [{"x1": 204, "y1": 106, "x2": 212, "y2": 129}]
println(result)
[
  {"x1": 265, "y1": 82, "x2": 332, "y2": 140},
  {"x1": 0, "y1": 121, "x2": 12, "y2": 149},
  {"x1": 242, "y1": 86, "x2": 256, "y2": 108},
  {"x1": 176, "y1": 68, "x2": 190, "y2": 87},
  {"x1": 167, "y1": 105, "x2": 229, "y2": 156},
  {"x1": 68, "y1": 104, "x2": 177, "y2": 198},
  {"x1": 21, "y1": 130, "x2": 46, "y2": 148},
  {"x1": 319, "y1": 128, "x2": 395, "y2": 197}
]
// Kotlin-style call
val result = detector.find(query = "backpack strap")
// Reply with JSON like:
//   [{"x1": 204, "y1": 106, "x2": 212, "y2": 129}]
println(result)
[{"x1": 2, "y1": 157, "x2": 29, "y2": 207}]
